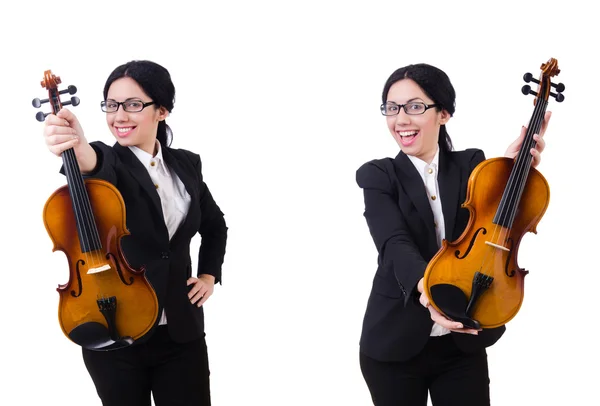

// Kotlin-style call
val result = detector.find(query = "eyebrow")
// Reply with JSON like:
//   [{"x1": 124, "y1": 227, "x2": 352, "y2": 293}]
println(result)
[
  {"x1": 387, "y1": 97, "x2": 425, "y2": 104},
  {"x1": 105, "y1": 97, "x2": 145, "y2": 102}
]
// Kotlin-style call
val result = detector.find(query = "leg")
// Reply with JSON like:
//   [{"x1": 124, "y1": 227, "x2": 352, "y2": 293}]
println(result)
[
  {"x1": 359, "y1": 352, "x2": 428, "y2": 406},
  {"x1": 428, "y1": 336, "x2": 489, "y2": 406},
  {"x1": 150, "y1": 327, "x2": 211, "y2": 406},
  {"x1": 82, "y1": 346, "x2": 152, "y2": 406}
]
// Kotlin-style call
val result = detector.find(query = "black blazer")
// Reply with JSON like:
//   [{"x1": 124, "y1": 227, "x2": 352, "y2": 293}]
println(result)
[
  {"x1": 356, "y1": 147, "x2": 505, "y2": 362},
  {"x1": 74, "y1": 141, "x2": 227, "y2": 344}
]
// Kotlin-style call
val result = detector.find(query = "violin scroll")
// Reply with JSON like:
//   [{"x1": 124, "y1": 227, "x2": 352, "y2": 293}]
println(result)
[
  {"x1": 32, "y1": 70, "x2": 80, "y2": 122},
  {"x1": 521, "y1": 58, "x2": 565, "y2": 103}
]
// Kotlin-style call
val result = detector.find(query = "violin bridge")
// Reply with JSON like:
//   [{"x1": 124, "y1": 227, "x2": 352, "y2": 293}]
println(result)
[
  {"x1": 485, "y1": 241, "x2": 510, "y2": 252},
  {"x1": 87, "y1": 264, "x2": 112, "y2": 274}
]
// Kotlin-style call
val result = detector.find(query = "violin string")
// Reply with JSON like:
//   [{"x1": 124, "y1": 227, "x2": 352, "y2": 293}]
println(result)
[
  {"x1": 63, "y1": 148, "x2": 92, "y2": 268},
  {"x1": 507, "y1": 102, "x2": 546, "y2": 228},
  {"x1": 76, "y1": 153, "x2": 103, "y2": 266},
  {"x1": 477, "y1": 96, "x2": 547, "y2": 280},
  {"x1": 506, "y1": 102, "x2": 547, "y2": 228},
  {"x1": 65, "y1": 147, "x2": 100, "y2": 268}
]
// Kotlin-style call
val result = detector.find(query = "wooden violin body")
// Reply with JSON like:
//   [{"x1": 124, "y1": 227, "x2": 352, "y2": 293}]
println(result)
[
  {"x1": 423, "y1": 58, "x2": 564, "y2": 330},
  {"x1": 424, "y1": 157, "x2": 549, "y2": 328},
  {"x1": 34, "y1": 70, "x2": 158, "y2": 350},
  {"x1": 44, "y1": 179, "x2": 159, "y2": 349}
]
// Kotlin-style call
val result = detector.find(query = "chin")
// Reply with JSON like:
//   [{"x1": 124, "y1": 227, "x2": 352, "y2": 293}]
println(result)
[{"x1": 114, "y1": 137, "x2": 135, "y2": 147}]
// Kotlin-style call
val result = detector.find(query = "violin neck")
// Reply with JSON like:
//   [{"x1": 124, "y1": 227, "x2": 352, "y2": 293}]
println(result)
[
  {"x1": 493, "y1": 99, "x2": 548, "y2": 229},
  {"x1": 61, "y1": 148, "x2": 103, "y2": 253}
]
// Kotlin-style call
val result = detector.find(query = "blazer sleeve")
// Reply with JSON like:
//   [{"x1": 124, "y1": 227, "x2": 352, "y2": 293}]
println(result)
[
  {"x1": 58, "y1": 141, "x2": 118, "y2": 185},
  {"x1": 357, "y1": 160, "x2": 427, "y2": 306},
  {"x1": 190, "y1": 152, "x2": 228, "y2": 284}
]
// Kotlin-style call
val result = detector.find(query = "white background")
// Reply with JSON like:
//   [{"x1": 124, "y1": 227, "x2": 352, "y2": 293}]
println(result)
[{"x1": 1, "y1": 0, "x2": 597, "y2": 405}]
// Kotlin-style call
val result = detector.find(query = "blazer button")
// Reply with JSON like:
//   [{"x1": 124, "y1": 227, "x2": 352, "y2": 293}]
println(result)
[{"x1": 161, "y1": 252, "x2": 169, "y2": 259}]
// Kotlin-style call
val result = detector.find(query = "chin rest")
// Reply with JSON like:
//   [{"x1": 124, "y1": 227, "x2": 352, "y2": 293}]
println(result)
[{"x1": 69, "y1": 322, "x2": 134, "y2": 351}]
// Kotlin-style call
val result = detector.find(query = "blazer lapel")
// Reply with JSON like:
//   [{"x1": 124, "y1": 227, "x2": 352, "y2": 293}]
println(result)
[
  {"x1": 393, "y1": 152, "x2": 437, "y2": 242},
  {"x1": 114, "y1": 143, "x2": 165, "y2": 225},
  {"x1": 438, "y1": 149, "x2": 460, "y2": 240},
  {"x1": 161, "y1": 147, "x2": 198, "y2": 203},
  {"x1": 161, "y1": 147, "x2": 200, "y2": 244}
]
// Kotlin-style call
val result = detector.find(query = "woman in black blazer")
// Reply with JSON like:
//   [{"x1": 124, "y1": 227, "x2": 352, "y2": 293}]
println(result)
[
  {"x1": 42, "y1": 60, "x2": 227, "y2": 406},
  {"x1": 356, "y1": 63, "x2": 550, "y2": 406}
]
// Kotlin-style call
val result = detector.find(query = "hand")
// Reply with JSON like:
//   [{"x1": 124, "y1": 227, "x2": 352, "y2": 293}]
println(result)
[
  {"x1": 43, "y1": 108, "x2": 97, "y2": 172},
  {"x1": 43, "y1": 108, "x2": 87, "y2": 156},
  {"x1": 187, "y1": 274, "x2": 215, "y2": 307},
  {"x1": 504, "y1": 111, "x2": 551, "y2": 168},
  {"x1": 417, "y1": 277, "x2": 480, "y2": 335}
]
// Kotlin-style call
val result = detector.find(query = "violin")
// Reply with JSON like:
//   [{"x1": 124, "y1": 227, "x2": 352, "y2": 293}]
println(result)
[
  {"x1": 33, "y1": 70, "x2": 159, "y2": 350},
  {"x1": 423, "y1": 58, "x2": 565, "y2": 329}
]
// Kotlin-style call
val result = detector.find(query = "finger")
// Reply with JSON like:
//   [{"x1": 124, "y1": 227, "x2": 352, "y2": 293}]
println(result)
[
  {"x1": 56, "y1": 107, "x2": 76, "y2": 122},
  {"x1": 44, "y1": 114, "x2": 70, "y2": 128},
  {"x1": 534, "y1": 133, "x2": 545, "y2": 153},
  {"x1": 530, "y1": 148, "x2": 541, "y2": 168},
  {"x1": 187, "y1": 280, "x2": 200, "y2": 299},
  {"x1": 539, "y1": 111, "x2": 552, "y2": 136},
  {"x1": 419, "y1": 292, "x2": 429, "y2": 308},
  {"x1": 186, "y1": 277, "x2": 198, "y2": 286},
  {"x1": 449, "y1": 327, "x2": 480, "y2": 335},
  {"x1": 45, "y1": 129, "x2": 78, "y2": 146},
  {"x1": 48, "y1": 138, "x2": 80, "y2": 156},
  {"x1": 197, "y1": 291, "x2": 212, "y2": 307},
  {"x1": 190, "y1": 287, "x2": 208, "y2": 305},
  {"x1": 428, "y1": 307, "x2": 463, "y2": 330}
]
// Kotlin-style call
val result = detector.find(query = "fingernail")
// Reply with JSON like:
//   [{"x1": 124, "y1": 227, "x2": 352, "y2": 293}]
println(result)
[{"x1": 64, "y1": 120, "x2": 69, "y2": 126}]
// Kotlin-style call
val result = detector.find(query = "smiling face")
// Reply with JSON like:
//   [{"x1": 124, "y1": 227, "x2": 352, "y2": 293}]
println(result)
[
  {"x1": 385, "y1": 79, "x2": 450, "y2": 163},
  {"x1": 105, "y1": 77, "x2": 168, "y2": 155}
]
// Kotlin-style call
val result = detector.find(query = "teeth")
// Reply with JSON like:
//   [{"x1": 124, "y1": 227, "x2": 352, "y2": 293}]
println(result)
[
  {"x1": 398, "y1": 130, "x2": 418, "y2": 137},
  {"x1": 117, "y1": 127, "x2": 133, "y2": 133}
]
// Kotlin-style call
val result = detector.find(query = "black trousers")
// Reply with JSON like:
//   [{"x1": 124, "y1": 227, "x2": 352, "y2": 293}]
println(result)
[
  {"x1": 82, "y1": 325, "x2": 211, "y2": 406},
  {"x1": 360, "y1": 334, "x2": 489, "y2": 406}
]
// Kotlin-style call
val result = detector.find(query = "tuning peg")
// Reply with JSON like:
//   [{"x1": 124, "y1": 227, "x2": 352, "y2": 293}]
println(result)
[
  {"x1": 551, "y1": 92, "x2": 565, "y2": 102},
  {"x1": 59, "y1": 85, "x2": 77, "y2": 95},
  {"x1": 521, "y1": 85, "x2": 538, "y2": 97},
  {"x1": 62, "y1": 96, "x2": 80, "y2": 107},
  {"x1": 32, "y1": 97, "x2": 49, "y2": 108},
  {"x1": 552, "y1": 82, "x2": 565, "y2": 92},
  {"x1": 36, "y1": 111, "x2": 50, "y2": 122},
  {"x1": 523, "y1": 73, "x2": 540, "y2": 85}
]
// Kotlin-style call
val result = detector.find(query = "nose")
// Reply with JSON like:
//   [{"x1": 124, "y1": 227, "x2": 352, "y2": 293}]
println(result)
[
  {"x1": 114, "y1": 105, "x2": 128, "y2": 121},
  {"x1": 394, "y1": 108, "x2": 411, "y2": 125}
]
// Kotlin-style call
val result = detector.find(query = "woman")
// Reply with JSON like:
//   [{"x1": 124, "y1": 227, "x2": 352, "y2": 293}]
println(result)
[
  {"x1": 42, "y1": 60, "x2": 227, "y2": 406},
  {"x1": 356, "y1": 63, "x2": 550, "y2": 405}
]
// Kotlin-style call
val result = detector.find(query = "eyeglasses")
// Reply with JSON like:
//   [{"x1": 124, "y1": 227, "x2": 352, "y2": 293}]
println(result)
[
  {"x1": 380, "y1": 102, "x2": 439, "y2": 116},
  {"x1": 101, "y1": 99, "x2": 156, "y2": 113}
]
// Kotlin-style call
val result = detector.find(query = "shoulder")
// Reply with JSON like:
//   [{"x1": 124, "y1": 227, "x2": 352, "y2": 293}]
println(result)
[
  {"x1": 89, "y1": 140, "x2": 114, "y2": 154},
  {"x1": 356, "y1": 157, "x2": 395, "y2": 190},
  {"x1": 447, "y1": 148, "x2": 486, "y2": 170},
  {"x1": 88, "y1": 140, "x2": 119, "y2": 166},
  {"x1": 166, "y1": 146, "x2": 201, "y2": 167}
]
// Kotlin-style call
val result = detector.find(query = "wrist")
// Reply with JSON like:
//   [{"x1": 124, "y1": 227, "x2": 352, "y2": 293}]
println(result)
[{"x1": 199, "y1": 274, "x2": 215, "y2": 284}]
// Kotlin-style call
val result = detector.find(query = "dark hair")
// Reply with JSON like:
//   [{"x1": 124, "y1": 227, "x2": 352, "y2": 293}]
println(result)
[
  {"x1": 103, "y1": 60, "x2": 175, "y2": 146},
  {"x1": 382, "y1": 63, "x2": 455, "y2": 152}
]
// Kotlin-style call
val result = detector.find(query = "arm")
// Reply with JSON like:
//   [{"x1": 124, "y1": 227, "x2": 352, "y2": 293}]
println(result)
[
  {"x1": 357, "y1": 161, "x2": 426, "y2": 306},
  {"x1": 186, "y1": 153, "x2": 228, "y2": 307}
]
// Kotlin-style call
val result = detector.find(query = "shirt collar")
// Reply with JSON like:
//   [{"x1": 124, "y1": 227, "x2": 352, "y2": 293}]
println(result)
[
  {"x1": 128, "y1": 140, "x2": 166, "y2": 171},
  {"x1": 407, "y1": 145, "x2": 440, "y2": 178}
]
